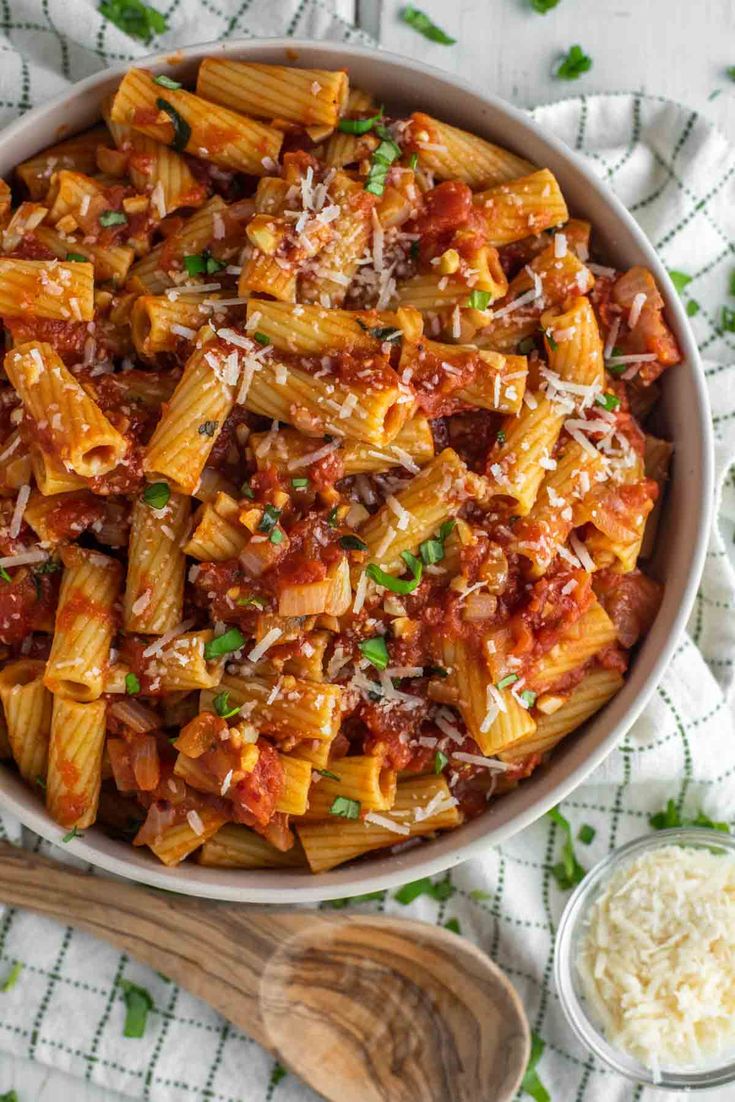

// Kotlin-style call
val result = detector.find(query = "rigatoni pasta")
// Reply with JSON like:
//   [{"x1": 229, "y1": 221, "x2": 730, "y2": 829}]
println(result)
[{"x1": 0, "y1": 55, "x2": 677, "y2": 872}]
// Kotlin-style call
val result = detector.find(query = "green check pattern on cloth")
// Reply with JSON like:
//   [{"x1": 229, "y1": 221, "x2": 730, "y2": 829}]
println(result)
[{"x1": 1, "y1": 3, "x2": 735, "y2": 1100}]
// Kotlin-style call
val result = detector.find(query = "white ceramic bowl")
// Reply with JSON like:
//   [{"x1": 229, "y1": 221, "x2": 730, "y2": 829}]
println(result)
[{"x1": 0, "y1": 40, "x2": 713, "y2": 901}]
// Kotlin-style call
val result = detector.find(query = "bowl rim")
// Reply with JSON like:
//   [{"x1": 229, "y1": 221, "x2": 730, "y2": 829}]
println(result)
[
  {"x1": 0, "y1": 38, "x2": 714, "y2": 902},
  {"x1": 554, "y1": 828, "x2": 735, "y2": 1089}
]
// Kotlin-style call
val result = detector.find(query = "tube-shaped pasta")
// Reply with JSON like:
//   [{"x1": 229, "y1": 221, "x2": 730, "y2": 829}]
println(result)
[
  {"x1": 130, "y1": 294, "x2": 226, "y2": 357},
  {"x1": 0, "y1": 259, "x2": 94, "y2": 321},
  {"x1": 242, "y1": 353, "x2": 410, "y2": 446},
  {"x1": 484, "y1": 395, "x2": 566, "y2": 515},
  {"x1": 32, "y1": 225, "x2": 134, "y2": 287},
  {"x1": 44, "y1": 546, "x2": 122, "y2": 702},
  {"x1": 397, "y1": 245, "x2": 507, "y2": 313},
  {"x1": 142, "y1": 631, "x2": 225, "y2": 692},
  {"x1": 215, "y1": 672, "x2": 343, "y2": 745},
  {"x1": 143, "y1": 331, "x2": 241, "y2": 493},
  {"x1": 407, "y1": 112, "x2": 534, "y2": 189},
  {"x1": 16, "y1": 126, "x2": 110, "y2": 200},
  {"x1": 46, "y1": 696, "x2": 107, "y2": 829},
  {"x1": 198, "y1": 823, "x2": 306, "y2": 868},
  {"x1": 250, "y1": 417, "x2": 435, "y2": 477},
  {"x1": 358, "y1": 448, "x2": 477, "y2": 575},
  {"x1": 197, "y1": 60, "x2": 349, "y2": 127},
  {"x1": 184, "y1": 492, "x2": 249, "y2": 561},
  {"x1": 541, "y1": 297, "x2": 605, "y2": 390},
  {"x1": 0, "y1": 660, "x2": 52, "y2": 784},
  {"x1": 124, "y1": 491, "x2": 189, "y2": 633},
  {"x1": 110, "y1": 69, "x2": 283, "y2": 175},
  {"x1": 5, "y1": 342, "x2": 127, "y2": 478},
  {"x1": 473, "y1": 169, "x2": 569, "y2": 247},
  {"x1": 103, "y1": 109, "x2": 206, "y2": 216},
  {"x1": 0, "y1": 431, "x2": 32, "y2": 493},
  {"x1": 299, "y1": 755, "x2": 397, "y2": 819},
  {"x1": 141, "y1": 806, "x2": 228, "y2": 866},
  {"x1": 325, "y1": 88, "x2": 379, "y2": 167},
  {"x1": 525, "y1": 601, "x2": 618, "y2": 693},
  {"x1": 275, "y1": 755, "x2": 314, "y2": 816},
  {"x1": 500, "y1": 668, "x2": 624, "y2": 763},
  {"x1": 401, "y1": 339, "x2": 527, "y2": 414},
  {"x1": 126, "y1": 196, "x2": 230, "y2": 293},
  {"x1": 246, "y1": 299, "x2": 418, "y2": 356},
  {"x1": 300, "y1": 173, "x2": 376, "y2": 306},
  {"x1": 297, "y1": 775, "x2": 461, "y2": 873},
  {"x1": 30, "y1": 445, "x2": 87, "y2": 496}
]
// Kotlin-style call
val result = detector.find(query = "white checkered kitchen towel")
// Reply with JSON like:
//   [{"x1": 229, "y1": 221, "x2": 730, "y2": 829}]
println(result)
[{"x1": 1, "y1": 3, "x2": 735, "y2": 1101}]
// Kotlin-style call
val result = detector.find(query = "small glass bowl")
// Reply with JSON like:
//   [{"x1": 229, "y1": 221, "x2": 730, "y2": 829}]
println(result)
[{"x1": 555, "y1": 827, "x2": 735, "y2": 1091}]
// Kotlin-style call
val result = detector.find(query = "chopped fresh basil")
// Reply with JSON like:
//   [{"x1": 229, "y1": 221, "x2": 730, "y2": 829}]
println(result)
[
  {"x1": 142, "y1": 481, "x2": 170, "y2": 510},
  {"x1": 394, "y1": 877, "x2": 455, "y2": 904},
  {"x1": 269, "y1": 527, "x2": 284, "y2": 545},
  {"x1": 156, "y1": 97, "x2": 191, "y2": 152},
  {"x1": 125, "y1": 672, "x2": 141, "y2": 696},
  {"x1": 686, "y1": 299, "x2": 700, "y2": 317},
  {"x1": 118, "y1": 978, "x2": 154, "y2": 1038},
  {"x1": 0, "y1": 1091, "x2": 19, "y2": 1102},
  {"x1": 434, "y1": 750, "x2": 448, "y2": 774},
  {"x1": 339, "y1": 534, "x2": 368, "y2": 552},
  {"x1": 466, "y1": 289, "x2": 492, "y2": 310},
  {"x1": 270, "y1": 1064, "x2": 287, "y2": 1087},
  {"x1": 649, "y1": 798, "x2": 730, "y2": 833},
  {"x1": 316, "y1": 768, "x2": 341, "y2": 781},
  {"x1": 65, "y1": 251, "x2": 89, "y2": 263},
  {"x1": 198, "y1": 420, "x2": 218, "y2": 437},
  {"x1": 496, "y1": 429, "x2": 506, "y2": 445},
  {"x1": 521, "y1": 1032, "x2": 551, "y2": 1102},
  {"x1": 203, "y1": 628, "x2": 245, "y2": 661},
  {"x1": 519, "y1": 689, "x2": 537, "y2": 709},
  {"x1": 443, "y1": 917, "x2": 461, "y2": 934},
  {"x1": 0, "y1": 567, "x2": 10, "y2": 584},
  {"x1": 62, "y1": 825, "x2": 83, "y2": 843},
  {"x1": 184, "y1": 251, "x2": 224, "y2": 276},
  {"x1": 578, "y1": 823, "x2": 596, "y2": 845},
  {"x1": 212, "y1": 689, "x2": 241, "y2": 719},
  {"x1": 722, "y1": 306, "x2": 735, "y2": 333},
  {"x1": 291, "y1": 477, "x2": 309, "y2": 489},
  {"x1": 253, "y1": 331, "x2": 270, "y2": 346},
  {"x1": 236, "y1": 594, "x2": 266, "y2": 609},
  {"x1": 99, "y1": 0, "x2": 166, "y2": 41},
  {"x1": 400, "y1": 5, "x2": 456, "y2": 44},
  {"x1": 548, "y1": 806, "x2": 586, "y2": 890},
  {"x1": 326, "y1": 506, "x2": 339, "y2": 527},
  {"x1": 728, "y1": 66, "x2": 735, "y2": 81},
  {"x1": 668, "y1": 269, "x2": 692, "y2": 294},
  {"x1": 418, "y1": 518, "x2": 455, "y2": 566},
  {"x1": 544, "y1": 328, "x2": 558, "y2": 351},
  {"x1": 730, "y1": 271, "x2": 735, "y2": 297},
  {"x1": 337, "y1": 110, "x2": 383, "y2": 135},
  {"x1": 366, "y1": 550, "x2": 423, "y2": 595},
  {"x1": 531, "y1": 0, "x2": 560, "y2": 11},
  {"x1": 408, "y1": 152, "x2": 419, "y2": 170},
  {"x1": 595, "y1": 392, "x2": 620, "y2": 412},
  {"x1": 99, "y1": 209, "x2": 127, "y2": 227},
  {"x1": 257, "y1": 504, "x2": 282, "y2": 534},
  {"x1": 555, "y1": 44, "x2": 593, "y2": 81},
  {"x1": 154, "y1": 73, "x2": 181, "y2": 90},
  {"x1": 469, "y1": 888, "x2": 492, "y2": 901},
  {"x1": 241, "y1": 483, "x2": 255, "y2": 499},
  {"x1": 1, "y1": 962, "x2": 22, "y2": 992},
  {"x1": 358, "y1": 635, "x2": 389, "y2": 671},
  {"x1": 365, "y1": 132, "x2": 402, "y2": 197},
  {"x1": 329, "y1": 796, "x2": 361, "y2": 820},
  {"x1": 497, "y1": 673, "x2": 519, "y2": 690}
]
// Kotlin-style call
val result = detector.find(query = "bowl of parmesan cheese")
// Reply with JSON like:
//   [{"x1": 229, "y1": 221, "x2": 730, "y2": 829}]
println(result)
[{"x1": 555, "y1": 828, "x2": 735, "y2": 1089}]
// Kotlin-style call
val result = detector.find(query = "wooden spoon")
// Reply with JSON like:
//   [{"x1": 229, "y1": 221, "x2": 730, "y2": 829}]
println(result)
[{"x1": 0, "y1": 842, "x2": 529, "y2": 1102}]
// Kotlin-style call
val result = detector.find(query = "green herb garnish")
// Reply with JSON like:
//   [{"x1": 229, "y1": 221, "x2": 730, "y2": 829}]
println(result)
[
  {"x1": 142, "y1": 481, "x2": 170, "y2": 509},
  {"x1": 722, "y1": 306, "x2": 735, "y2": 333},
  {"x1": 469, "y1": 888, "x2": 492, "y2": 901},
  {"x1": 257, "y1": 504, "x2": 282, "y2": 534},
  {"x1": 183, "y1": 252, "x2": 224, "y2": 276},
  {"x1": 99, "y1": 0, "x2": 166, "y2": 41},
  {"x1": 326, "y1": 506, "x2": 339, "y2": 527},
  {"x1": 531, "y1": 0, "x2": 560, "y2": 11},
  {"x1": 270, "y1": 1063, "x2": 287, "y2": 1087},
  {"x1": 0, "y1": 567, "x2": 10, "y2": 584},
  {"x1": 595, "y1": 392, "x2": 621, "y2": 412},
  {"x1": 241, "y1": 483, "x2": 255, "y2": 499},
  {"x1": 203, "y1": 628, "x2": 245, "y2": 661},
  {"x1": 125, "y1": 672, "x2": 141, "y2": 696},
  {"x1": 408, "y1": 152, "x2": 419, "y2": 170},
  {"x1": 291, "y1": 477, "x2": 309, "y2": 489},
  {"x1": 434, "y1": 750, "x2": 448, "y2": 773},
  {"x1": 366, "y1": 549, "x2": 423, "y2": 595},
  {"x1": 212, "y1": 690, "x2": 241, "y2": 719},
  {"x1": 548, "y1": 806, "x2": 586, "y2": 889},
  {"x1": 1, "y1": 962, "x2": 22, "y2": 992},
  {"x1": 521, "y1": 1032, "x2": 551, "y2": 1102},
  {"x1": 236, "y1": 594, "x2": 266, "y2": 609},
  {"x1": 62, "y1": 826, "x2": 83, "y2": 843},
  {"x1": 578, "y1": 823, "x2": 596, "y2": 845},
  {"x1": 496, "y1": 429, "x2": 506, "y2": 445},
  {"x1": 519, "y1": 689, "x2": 537, "y2": 709},
  {"x1": 154, "y1": 74, "x2": 181, "y2": 90},
  {"x1": 555, "y1": 44, "x2": 593, "y2": 80},
  {"x1": 358, "y1": 635, "x2": 390, "y2": 671},
  {"x1": 253, "y1": 331, "x2": 270, "y2": 346},
  {"x1": 339, "y1": 535, "x2": 368, "y2": 552},
  {"x1": 99, "y1": 209, "x2": 127, "y2": 227},
  {"x1": 65, "y1": 251, "x2": 89, "y2": 263},
  {"x1": 365, "y1": 132, "x2": 402, "y2": 197},
  {"x1": 316, "y1": 768, "x2": 341, "y2": 781},
  {"x1": 118, "y1": 979, "x2": 154, "y2": 1038},
  {"x1": 400, "y1": 5, "x2": 456, "y2": 44},
  {"x1": 497, "y1": 673, "x2": 519, "y2": 690},
  {"x1": 544, "y1": 328, "x2": 558, "y2": 351},
  {"x1": 337, "y1": 110, "x2": 383, "y2": 135},
  {"x1": 668, "y1": 269, "x2": 692, "y2": 294},
  {"x1": 198, "y1": 420, "x2": 218, "y2": 437},
  {"x1": 418, "y1": 518, "x2": 455, "y2": 566},
  {"x1": 156, "y1": 97, "x2": 191, "y2": 153},
  {"x1": 467, "y1": 289, "x2": 492, "y2": 310},
  {"x1": 686, "y1": 300, "x2": 700, "y2": 316},
  {"x1": 394, "y1": 877, "x2": 455, "y2": 904},
  {"x1": 649, "y1": 798, "x2": 730, "y2": 833},
  {"x1": 329, "y1": 796, "x2": 361, "y2": 819},
  {"x1": 443, "y1": 917, "x2": 461, "y2": 934},
  {"x1": 269, "y1": 528, "x2": 284, "y2": 545}
]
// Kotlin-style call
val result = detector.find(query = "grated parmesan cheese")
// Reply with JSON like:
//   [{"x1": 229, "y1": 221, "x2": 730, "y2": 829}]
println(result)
[
  {"x1": 247, "y1": 627, "x2": 282, "y2": 663},
  {"x1": 9, "y1": 484, "x2": 30, "y2": 539},
  {"x1": 577, "y1": 844, "x2": 735, "y2": 1075}
]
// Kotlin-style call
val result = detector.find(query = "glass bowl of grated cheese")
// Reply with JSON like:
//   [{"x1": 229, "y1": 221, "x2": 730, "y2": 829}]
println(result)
[{"x1": 555, "y1": 828, "x2": 735, "y2": 1089}]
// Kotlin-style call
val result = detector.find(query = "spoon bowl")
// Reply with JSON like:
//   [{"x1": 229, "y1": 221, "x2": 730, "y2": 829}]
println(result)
[{"x1": 0, "y1": 842, "x2": 529, "y2": 1101}]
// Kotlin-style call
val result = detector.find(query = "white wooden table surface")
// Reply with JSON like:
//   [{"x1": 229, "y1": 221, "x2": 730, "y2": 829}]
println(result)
[{"x1": 2, "y1": 1, "x2": 732, "y2": 1100}]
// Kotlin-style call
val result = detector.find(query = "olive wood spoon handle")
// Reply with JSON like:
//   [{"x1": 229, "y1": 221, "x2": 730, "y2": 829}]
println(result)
[{"x1": 0, "y1": 842, "x2": 529, "y2": 1102}]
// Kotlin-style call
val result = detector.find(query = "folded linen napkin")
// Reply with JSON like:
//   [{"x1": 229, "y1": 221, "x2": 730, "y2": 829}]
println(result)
[{"x1": 1, "y1": 4, "x2": 735, "y2": 1099}]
